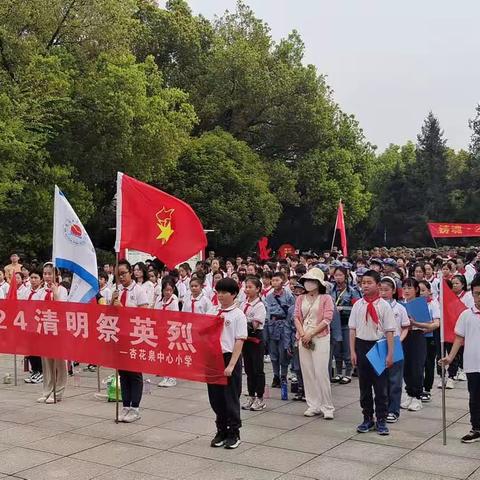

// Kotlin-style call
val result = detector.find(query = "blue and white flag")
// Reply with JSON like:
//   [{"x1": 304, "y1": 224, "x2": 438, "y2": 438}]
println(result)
[{"x1": 53, "y1": 186, "x2": 98, "y2": 303}]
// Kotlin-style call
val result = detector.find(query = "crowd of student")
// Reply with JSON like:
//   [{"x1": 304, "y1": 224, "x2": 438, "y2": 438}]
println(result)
[{"x1": 1, "y1": 245, "x2": 480, "y2": 448}]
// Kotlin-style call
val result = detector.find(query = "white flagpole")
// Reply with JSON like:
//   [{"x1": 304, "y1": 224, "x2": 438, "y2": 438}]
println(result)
[
  {"x1": 330, "y1": 200, "x2": 340, "y2": 251},
  {"x1": 439, "y1": 272, "x2": 447, "y2": 446}
]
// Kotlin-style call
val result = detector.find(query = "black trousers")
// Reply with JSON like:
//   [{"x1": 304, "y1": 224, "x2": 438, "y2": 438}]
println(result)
[
  {"x1": 356, "y1": 339, "x2": 388, "y2": 421},
  {"x1": 29, "y1": 356, "x2": 43, "y2": 373},
  {"x1": 444, "y1": 343, "x2": 460, "y2": 379},
  {"x1": 119, "y1": 370, "x2": 143, "y2": 408},
  {"x1": 424, "y1": 336, "x2": 437, "y2": 392},
  {"x1": 403, "y1": 330, "x2": 426, "y2": 399},
  {"x1": 207, "y1": 352, "x2": 242, "y2": 434},
  {"x1": 242, "y1": 332, "x2": 265, "y2": 398},
  {"x1": 468, "y1": 373, "x2": 480, "y2": 431}
]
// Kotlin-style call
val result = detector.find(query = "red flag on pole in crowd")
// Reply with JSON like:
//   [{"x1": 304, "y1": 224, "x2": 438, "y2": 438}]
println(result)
[
  {"x1": 441, "y1": 279, "x2": 467, "y2": 343},
  {"x1": 335, "y1": 201, "x2": 348, "y2": 256},
  {"x1": 114, "y1": 173, "x2": 207, "y2": 268},
  {"x1": 6, "y1": 279, "x2": 17, "y2": 301}
]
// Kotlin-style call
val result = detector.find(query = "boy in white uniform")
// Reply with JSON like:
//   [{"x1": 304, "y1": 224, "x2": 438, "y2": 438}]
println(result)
[
  {"x1": 441, "y1": 276, "x2": 480, "y2": 443},
  {"x1": 207, "y1": 278, "x2": 247, "y2": 449}
]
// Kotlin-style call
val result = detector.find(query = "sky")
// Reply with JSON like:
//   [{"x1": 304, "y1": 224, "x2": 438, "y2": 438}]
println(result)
[{"x1": 186, "y1": 0, "x2": 480, "y2": 152}]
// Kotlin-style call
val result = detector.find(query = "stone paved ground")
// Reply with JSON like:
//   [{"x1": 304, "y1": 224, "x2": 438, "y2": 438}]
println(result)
[{"x1": 0, "y1": 354, "x2": 478, "y2": 480}]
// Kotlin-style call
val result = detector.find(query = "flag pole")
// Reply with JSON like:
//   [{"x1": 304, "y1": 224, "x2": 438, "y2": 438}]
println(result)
[
  {"x1": 52, "y1": 186, "x2": 57, "y2": 404},
  {"x1": 439, "y1": 272, "x2": 447, "y2": 446},
  {"x1": 114, "y1": 251, "x2": 120, "y2": 424},
  {"x1": 331, "y1": 200, "x2": 340, "y2": 251}
]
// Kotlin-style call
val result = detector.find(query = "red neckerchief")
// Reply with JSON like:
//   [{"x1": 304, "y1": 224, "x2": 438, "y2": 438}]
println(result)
[
  {"x1": 211, "y1": 291, "x2": 218, "y2": 306},
  {"x1": 44, "y1": 288, "x2": 53, "y2": 301},
  {"x1": 364, "y1": 294, "x2": 380, "y2": 325},
  {"x1": 162, "y1": 297, "x2": 174, "y2": 310},
  {"x1": 458, "y1": 291, "x2": 466, "y2": 300},
  {"x1": 120, "y1": 289, "x2": 127, "y2": 306},
  {"x1": 427, "y1": 297, "x2": 432, "y2": 303},
  {"x1": 243, "y1": 297, "x2": 261, "y2": 314},
  {"x1": 28, "y1": 289, "x2": 38, "y2": 300},
  {"x1": 262, "y1": 286, "x2": 273, "y2": 297},
  {"x1": 191, "y1": 297, "x2": 197, "y2": 313}
]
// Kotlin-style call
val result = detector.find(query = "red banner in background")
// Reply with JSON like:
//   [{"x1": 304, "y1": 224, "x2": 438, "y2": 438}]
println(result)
[
  {"x1": 0, "y1": 300, "x2": 227, "y2": 385},
  {"x1": 428, "y1": 223, "x2": 480, "y2": 238}
]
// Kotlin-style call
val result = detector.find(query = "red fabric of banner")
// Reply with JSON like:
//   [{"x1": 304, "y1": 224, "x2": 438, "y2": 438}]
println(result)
[
  {"x1": 441, "y1": 279, "x2": 467, "y2": 343},
  {"x1": 0, "y1": 299, "x2": 227, "y2": 385},
  {"x1": 336, "y1": 202, "x2": 348, "y2": 256},
  {"x1": 428, "y1": 223, "x2": 480, "y2": 238}
]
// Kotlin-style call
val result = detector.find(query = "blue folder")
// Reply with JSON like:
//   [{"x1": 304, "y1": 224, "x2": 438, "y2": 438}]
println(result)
[
  {"x1": 367, "y1": 336, "x2": 404, "y2": 376},
  {"x1": 401, "y1": 297, "x2": 432, "y2": 323}
]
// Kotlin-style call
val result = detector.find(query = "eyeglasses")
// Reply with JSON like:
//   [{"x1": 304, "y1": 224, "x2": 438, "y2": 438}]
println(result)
[{"x1": 118, "y1": 271, "x2": 129, "y2": 277}]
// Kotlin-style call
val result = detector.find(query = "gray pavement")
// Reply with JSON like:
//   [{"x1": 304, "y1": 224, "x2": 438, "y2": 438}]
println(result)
[{"x1": 0, "y1": 354, "x2": 477, "y2": 480}]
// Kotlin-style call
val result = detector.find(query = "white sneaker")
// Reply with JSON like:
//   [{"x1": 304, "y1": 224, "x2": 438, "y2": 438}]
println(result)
[
  {"x1": 163, "y1": 377, "x2": 177, "y2": 388},
  {"x1": 250, "y1": 398, "x2": 267, "y2": 411},
  {"x1": 118, "y1": 407, "x2": 130, "y2": 422},
  {"x1": 456, "y1": 370, "x2": 467, "y2": 381},
  {"x1": 36, "y1": 396, "x2": 47, "y2": 403},
  {"x1": 323, "y1": 410, "x2": 334, "y2": 420},
  {"x1": 408, "y1": 398, "x2": 423, "y2": 411},
  {"x1": 158, "y1": 377, "x2": 167, "y2": 387},
  {"x1": 304, "y1": 408, "x2": 321, "y2": 417},
  {"x1": 446, "y1": 378, "x2": 455, "y2": 389},
  {"x1": 264, "y1": 355, "x2": 271, "y2": 363},
  {"x1": 242, "y1": 397, "x2": 255, "y2": 410},
  {"x1": 124, "y1": 408, "x2": 141, "y2": 423},
  {"x1": 31, "y1": 373, "x2": 43, "y2": 384},
  {"x1": 400, "y1": 396, "x2": 413, "y2": 409}
]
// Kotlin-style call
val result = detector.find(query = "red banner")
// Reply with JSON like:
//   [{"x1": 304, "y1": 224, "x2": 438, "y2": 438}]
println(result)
[
  {"x1": 428, "y1": 223, "x2": 480, "y2": 238},
  {"x1": 0, "y1": 300, "x2": 227, "y2": 385}
]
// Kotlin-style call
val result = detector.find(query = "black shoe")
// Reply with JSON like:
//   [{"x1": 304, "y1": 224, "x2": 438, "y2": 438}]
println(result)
[
  {"x1": 292, "y1": 391, "x2": 304, "y2": 401},
  {"x1": 271, "y1": 376, "x2": 281, "y2": 388},
  {"x1": 291, "y1": 381, "x2": 299, "y2": 394},
  {"x1": 331, "y1": 375, "x2": 342, "y2": 384},
  {"x1": 224, "y1": 432, "x2": 241, "y2": 449},
  {"x1": 420, "y1": 392, "x2": 431, "y2": 403},
  {"x1": 210, "y1": 431, "x2": 227, "y2": 448},
  {"x1": 461, "y1": 430, "x2": 480, "y2": 443},
  {"x1": 352, "y1": 368, "x2": 358, "y2": 378}
]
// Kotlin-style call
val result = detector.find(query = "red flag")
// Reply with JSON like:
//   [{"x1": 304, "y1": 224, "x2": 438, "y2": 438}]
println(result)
[
  {"x1": 441, "y1": 279, "x2": 467, "y2": 343},
  {"x1": 335, "y1": 201, "x2": 348, "y2": 256},
  {"x1": 115, "y1": 173, "x2": 207, "y2": 268},
  {"x1": 6, "y1": 280, "x2": 17, "y2": 301},
  {"x1": 257, "y1": 237, "x2": 271, "y2": 261}
]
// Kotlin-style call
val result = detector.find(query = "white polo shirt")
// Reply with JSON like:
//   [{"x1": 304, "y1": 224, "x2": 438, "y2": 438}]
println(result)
[
  {"x1": 0, "y1": 281, "x2": 9, "y2": 297},
  {"x1": 455, "y1": 306, "x2": 480, "y2": 373},
  {"x1": 182, "y1": 292, "x2": 212, "y2": 314},
  {"x1": 118, "y1": 282, "x2": 148, "y2": 307},
  {"x1": 240, "y1": 298, "x2": 267, "y2": 330},
  {"x1": 154, "y1": 294, "x2": 179, "y2": 311},
  {"x1": 31, "y1": 285, "x2": 68, "y2": 302},
  {"x1": 349, "y1": 297, "x2": 396, "y2": 341},
  {"x1": 208, "y1": 304, "x2": 248, "y2": 353},
  {"x1": 99, "y1": 285, "x2": 112, "y2": 305},
  {"x1": 388, "y1": 300, "x2": 410, "y2": 336}
]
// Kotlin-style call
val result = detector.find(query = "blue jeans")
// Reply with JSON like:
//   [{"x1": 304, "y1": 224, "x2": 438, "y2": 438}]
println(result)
[
  {"x1": 387, "y1": 360, "x2": 404, "y2": 416},
  {"x1": 268, "y1": 339, "x2": 289, "y2": 379},
  {"x1": 333, "y1": 326, "x2": 352, "y2": 377}
]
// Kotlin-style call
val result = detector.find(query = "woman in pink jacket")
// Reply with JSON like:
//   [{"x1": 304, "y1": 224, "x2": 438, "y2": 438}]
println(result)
[{"x1": 295, "y1": 268, "x2": 335, "y2": 419}]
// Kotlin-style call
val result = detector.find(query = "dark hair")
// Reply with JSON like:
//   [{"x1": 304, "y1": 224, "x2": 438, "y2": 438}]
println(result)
[
  {"x1": 192, "y1": 271, "x2": 206, "y2": 283},
  {"x1": 418, "y1": 280, "x2": 432, "y2": 292},
  {"x1": 178, "y1": 262, "x2": 192, "y2": 273},
  {"x1": 362, "y1": 270, "x2": 381, "y2": 284},
  {"x1": 245, "y1": 275, "x2": 262, "y2": 293},
  {"x1": 466, "y1": 250, "x2": 477, "y2": 264},
  {"x1": 471, "y1": 274, "x2": 480, "y2": 290},
  {"x1": 402, "y1": 277, "x2": 420, "y2": 297},
  {"x1": 133, "y1": 262, "x2": 148, "y2": 282},
  {"x1": 262, "y1": 271, "x2": 273, "y2": 280},
  {"x1": 98, "y1": 271, "x2": 109, "y2": 281},
  {"x1": 333, "y1": 266, "x2": 348, "y2": 281},
  {"x1": 380, "y1": 277, "x2": 398, "y2": 300},
  {"x1": 295, "y1": 264, "x2": 307, "y2": 276},
  {"x1": 272, "y1": 271, "x2": 286, "y2": 282},
  {"x1": 413, "y1": 263, "x2": 426, "y2": 274},
  {"x1": 215, "y1": 278, "x2": 240, "y2": 296},
  {"x1": 29, "y1": 267, "x2": 43, "y2": 277},
  {"x1": 118, "y1": 259, "x2": 132, "y2": 272},
  {"x1": 452, "y1": 274, "x2": 468, "y2": 292},
  {"x1": 161, "y1": 276, "x2": 178, "y2": 298}
]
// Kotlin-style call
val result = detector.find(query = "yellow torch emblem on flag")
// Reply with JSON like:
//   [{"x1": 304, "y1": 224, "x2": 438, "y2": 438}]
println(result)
[{"x1": 156, "y1": 207, "x2": 175, "y2": 245}]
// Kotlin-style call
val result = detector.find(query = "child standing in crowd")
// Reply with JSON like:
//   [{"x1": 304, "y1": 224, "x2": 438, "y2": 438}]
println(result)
[
  {"x1": 112, "y1": 259, "x2": 149, "y2": 422},
  {"x1": 0, "y1": 268, "x2": 9, "y2": 297},
  {"x1": 265, "y1": 272, "x2": 295, "y2": 387},
  {"x1": 295, "y1": 268, "x2": 335, "y2": 418},
  {"x1": 440, "y1": 276, "x2": 480, "y2": 443},
  {"x1": 183, "y1": 277, "x2": 213, "y2": 314},
  {"x1": 133, "y1": 262, "x2": 155, "y2": 307},
  {"x1": 379, "y1": 277, "x2": 410, "y2": 423},
  {"x1": 331, "y1": 266, "x2": 361, "y2": 384},
  {"x1": 261, "y1": 271, "x2": 273, "y2": 300},
  {"x1": 208, "y1": 278, "x2": 247, "y2": 449},
  {"x1": 98, "y1": 271, "x2": 112, "y2": 304},
  {"x1": 155, "y1": 277, "x2": 179, "y2": 388},
  {"x1": 35, "y1": 263, "x2": 68, "y2": 404},
  {"x1": 350, "y1": 270, "x2": 396, "y2": 435},
  {"x1": 241, "y1": 276, "x2": 267, "y2": 411}
]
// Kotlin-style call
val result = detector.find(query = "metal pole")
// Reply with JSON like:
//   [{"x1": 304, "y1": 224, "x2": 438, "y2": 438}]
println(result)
[
  {"x1": 439, "y1": 272, "x2": 447, "y2": 446},
  {"x1": 114, "y1": 251, "x2": 120, "y2": 423},
  {"x1": 331, "y1": 200, "x2": 340, "y2": 251}
]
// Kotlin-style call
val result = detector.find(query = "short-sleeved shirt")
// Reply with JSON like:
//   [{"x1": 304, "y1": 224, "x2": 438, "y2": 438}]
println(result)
[
  {"x1": 348, "y1": 297, "x2": 396, "y2": 341},
  {"x1": 455, "y1": 307, "x2": 480, "y2": 373},
  {"x1": 99, "y1": 286, "x2": 112, "y2": 305},
  {"x1": 154, "y1": 294, "x2": 179, "y2": 311},
  {"x1": 388, "y1": 300, "x2": 410, "y2": 336},
  {"x1": 208, "y1": 304, "x2": 248, "y2": 353},
  {"x1": 0, "y1": 281, "x2": 9, "y2": 297},
  {"x1": 240, "y1": 298, "x2": 267, "y2": 330},
  {"x1": 30, "y1": 285, "x2": 68, "y2": 302},
  {"x1": 118, "y1": 282, "x2": 148, "y2": 307},
  {"x1": 182, "y1": 292, "x2": 213, "y2": 314}
]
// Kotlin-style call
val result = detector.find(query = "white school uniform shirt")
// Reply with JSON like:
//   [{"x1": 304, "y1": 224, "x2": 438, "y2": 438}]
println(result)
[
  {"x1": 118, "y1": 282, "x2": 149, "y2": 307},
  {"x1": 154, "y1": 294, "x2": 179, "y2": 311},
  {"x1": 208, "y1": 304, "x2": 248, "y2": 353},
  {"x1": 261, "y1": 286, "x2": 273, "y2": 301},
  {"x1": 182, "y1": 292, "x2": 212, "y2": 314},
  {"x1": 139, "y1": 280, "x2": 155, "y2": 307},
  {"x1": 176, "y1": 281, "x2": 188, "y2": 304},
  {"x1": 348, "y1": 297, "x2": 396, "y2": 341},
  {"x1": 427, "y1": 298, "x2": 441, "y2": 320},
  {"x1": 387, "y1": 299, "x2": 410, "y2": 336},
  {"x1": 99, "y1": 285, "x2": 112, "y2": 305},
  {"x1": 32, "y1": 285, "x2": 68, "y2": 302},
  {"x1": 237, "y1": 287, "x2": 247, "y2": 305},
  {"x1": 426, "y1": 276, "x2": 440, "y2": 299},
  {"x1": 240, "y1": 297, "x2": 267, "y2": 330},
  {"x1": 0, "y1": 281, "x2": 9, "y2": 297},
  {"x1": 107, "y1": 273, "x2": 115, "y2": 289},
  {"x1": 177, "y1": 276, "x2": 191, "y2": 294},
  {"x1": 458, "y1": 290, "x2": 475, "y2": 309},
  {"x1": 465, "y1": 263, "x2": 477, "y2": 288},
  {"x1": 17, "y1": 283, "x2": 30, "y2": 299},
  {"x1": 455, "y1": 306, "x2": 480, "y2": 373}
]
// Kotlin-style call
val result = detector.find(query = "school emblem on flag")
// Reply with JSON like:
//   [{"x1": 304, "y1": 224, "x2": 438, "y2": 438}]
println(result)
[
  {"x1": 156, "y1": 207, "x2": 175, "y2": 244},
  {"x1": 63, "y1": 219, "x2": 87, "y2": 246}
]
